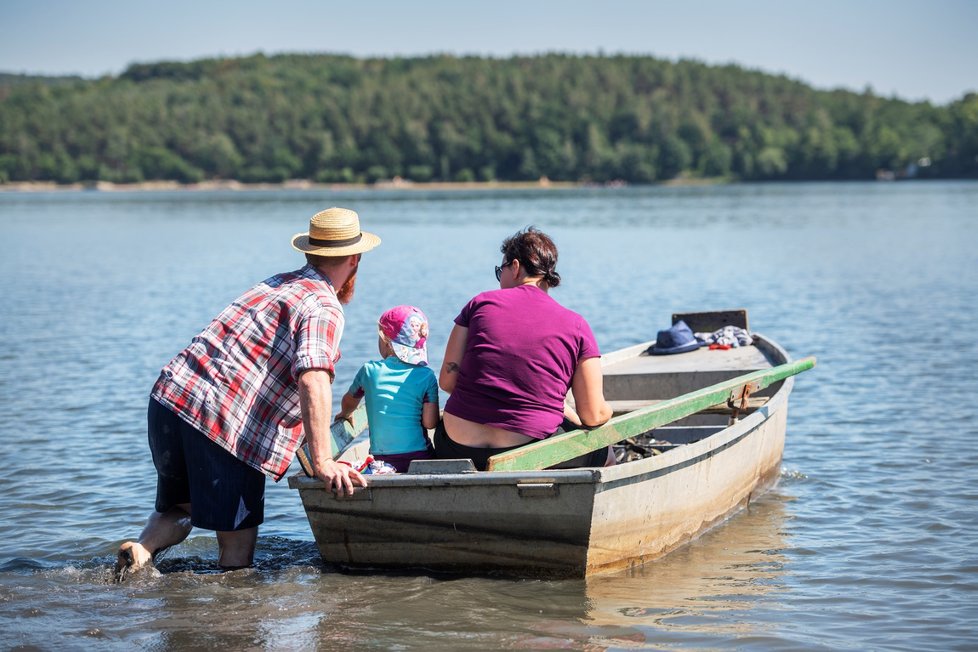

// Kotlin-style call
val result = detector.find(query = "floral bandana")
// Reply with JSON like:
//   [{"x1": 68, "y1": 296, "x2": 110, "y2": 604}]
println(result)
[{"x1": 378, "y1": 305, "x2": 429, "y2": 366}]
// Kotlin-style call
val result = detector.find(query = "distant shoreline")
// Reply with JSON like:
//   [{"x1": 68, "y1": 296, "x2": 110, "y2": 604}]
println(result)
[
  {"x1": 0, "y1": 178, "x2": 575, "y2": 193},
  {"x1": 0, "y1": 176, "x2": 728, "y2": 193}
]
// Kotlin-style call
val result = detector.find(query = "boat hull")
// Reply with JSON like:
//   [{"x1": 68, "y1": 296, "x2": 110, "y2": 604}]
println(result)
[
  {"x1": 293, "y1": 471, "x2": 598, "y2": 574},
  {"x1": 289, "y1": 334, "x2": 796, "y2": 577},
  {"x1": 585, "y1": 396, "x2": 788, "y2": 573}
]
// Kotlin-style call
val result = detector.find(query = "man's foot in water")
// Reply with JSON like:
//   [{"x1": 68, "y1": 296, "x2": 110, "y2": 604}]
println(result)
[{"x1": 114, "y1": 541, "x2": 153, "y2": 582}]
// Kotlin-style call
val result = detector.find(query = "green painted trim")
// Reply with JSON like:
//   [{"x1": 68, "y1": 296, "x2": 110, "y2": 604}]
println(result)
[{"x1": 486, "y1": 356, "x2": 816, "y2": 472}]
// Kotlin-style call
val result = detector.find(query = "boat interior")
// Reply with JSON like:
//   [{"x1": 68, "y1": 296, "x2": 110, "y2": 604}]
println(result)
[{"x1": 597, "y1": 310, "x2": 784, "y2": 464}]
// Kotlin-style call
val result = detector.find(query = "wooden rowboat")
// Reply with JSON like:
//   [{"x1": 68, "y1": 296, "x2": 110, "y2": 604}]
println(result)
[{"x1": 289, "y1": 311, "x2": 814, "y2": 577}]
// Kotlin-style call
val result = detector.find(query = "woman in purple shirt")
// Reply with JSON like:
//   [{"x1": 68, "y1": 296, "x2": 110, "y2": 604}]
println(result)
[{"x1": 436, "y1": 227, "x2": 614, "y2": 470}]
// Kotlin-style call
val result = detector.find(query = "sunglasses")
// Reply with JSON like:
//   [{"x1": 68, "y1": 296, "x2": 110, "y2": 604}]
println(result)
[{"x1": 494, "y1": 260, "x2": 514, "y2": 282}]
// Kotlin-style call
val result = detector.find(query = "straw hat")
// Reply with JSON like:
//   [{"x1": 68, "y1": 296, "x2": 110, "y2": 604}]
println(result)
[{"x1": 291, "y1": 207, "x2": 381, "y2": 256}]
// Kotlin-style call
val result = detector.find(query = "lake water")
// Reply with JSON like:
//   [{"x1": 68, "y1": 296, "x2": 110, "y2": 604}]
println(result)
[{"x1": 1, "y1": 181, "x2": 976, "y2": 650}]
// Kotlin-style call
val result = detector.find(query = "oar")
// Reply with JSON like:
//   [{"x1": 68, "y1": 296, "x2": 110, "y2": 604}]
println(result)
[
  {"x1": 486, "y1": 356, "x2": 816, "y2": 472},
  {"x1": 294, "y1": 404, "x2": 369, "y2": 476}
]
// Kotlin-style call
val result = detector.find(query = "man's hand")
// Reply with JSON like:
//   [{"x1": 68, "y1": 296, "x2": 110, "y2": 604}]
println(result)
[
  {"x1": 316, "y1": 458, "x2": 367, "y2": 497},
  {"x1": 333, "y1": 411, "x2": 354, "y2": 426},
  {"x1": 299, "y1": 369, "x2": 365, "y2": 495}
]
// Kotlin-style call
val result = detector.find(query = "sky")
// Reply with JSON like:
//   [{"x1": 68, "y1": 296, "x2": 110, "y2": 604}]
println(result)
[{"x1": 0, "y1": 0, "x2": 975, "y2": 105}]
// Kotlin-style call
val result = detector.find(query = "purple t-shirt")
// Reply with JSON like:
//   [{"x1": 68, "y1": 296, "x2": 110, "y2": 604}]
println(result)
[{"x1": 444, "y1": 285, "x2": 600, "y2": 439}]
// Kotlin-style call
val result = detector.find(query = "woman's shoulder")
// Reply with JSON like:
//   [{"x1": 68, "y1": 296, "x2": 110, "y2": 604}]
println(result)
[
  {"x1": 461, "y1": 286, "x2": 587, "y2": 323},
  {"x1": 468, "y1": 287, "x2": 508, "y2": 303},
  {"x1": 469, "y1": 285, "x2": 550, "y2": 306},
  {"x1": 534, "y1": 294, "x2": 596, "y2": 339},
  {"x1": 456, "y1": 288, "x2": 506, "y2": 318},
  {"x1": 522, "y1": 286, "x2": 587, "y2": 317}
]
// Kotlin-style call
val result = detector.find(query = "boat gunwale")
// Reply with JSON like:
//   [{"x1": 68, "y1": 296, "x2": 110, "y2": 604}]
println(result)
[
  {"x1": 593, "y1": 374, "x2": 792, "y2": 491},
  {"x1": 288, "y1": 333, "x2": 792, "y2": 492}
]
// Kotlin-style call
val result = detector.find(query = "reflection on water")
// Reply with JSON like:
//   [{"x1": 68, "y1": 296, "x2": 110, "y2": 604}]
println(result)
[
  {"x1": 0, "y1": 496, "x2": 790, "y2": 650},
  {"x1": 582, "y1": 494, "x2": 788, "y2": 643}
]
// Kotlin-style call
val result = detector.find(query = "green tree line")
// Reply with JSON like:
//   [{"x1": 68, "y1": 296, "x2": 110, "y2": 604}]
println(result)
[{"x1": 1, "y1": 53, "x2": 975, "y2": 184}]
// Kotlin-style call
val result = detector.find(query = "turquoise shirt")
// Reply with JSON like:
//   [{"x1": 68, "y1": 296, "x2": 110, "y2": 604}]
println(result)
[{"x1": 348, "y1": 357, "x2": 438, "y2": 455}]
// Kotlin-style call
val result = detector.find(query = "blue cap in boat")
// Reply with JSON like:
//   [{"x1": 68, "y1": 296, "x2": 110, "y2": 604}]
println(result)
[{"x1": 648, "y1": 320, "x2": 702, "y2": 355}]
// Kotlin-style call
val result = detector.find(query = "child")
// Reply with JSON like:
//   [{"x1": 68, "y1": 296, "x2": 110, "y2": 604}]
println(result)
[{"x1": 335, "y1": 305, "x2": 439, "y2": 473}]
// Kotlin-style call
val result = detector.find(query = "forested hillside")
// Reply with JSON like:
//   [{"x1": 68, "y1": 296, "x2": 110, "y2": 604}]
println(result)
[{"x1": 1, "y1": 53, "x2": 975, "y2": 184}]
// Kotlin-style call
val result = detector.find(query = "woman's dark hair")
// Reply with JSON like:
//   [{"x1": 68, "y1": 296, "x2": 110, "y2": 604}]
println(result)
[{"x1": 500, "y1": 226, "x2": 561, "y2": 287}]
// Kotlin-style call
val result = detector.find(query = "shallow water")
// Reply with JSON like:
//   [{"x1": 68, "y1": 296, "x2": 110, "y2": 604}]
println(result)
[{"x1": 1, "y1": 181, "x2": 976, "y2": 649}]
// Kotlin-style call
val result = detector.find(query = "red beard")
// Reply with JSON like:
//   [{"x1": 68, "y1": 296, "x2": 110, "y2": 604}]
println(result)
[{"x1": 337, "y1": 272, "x2": 357, "y2": 304}]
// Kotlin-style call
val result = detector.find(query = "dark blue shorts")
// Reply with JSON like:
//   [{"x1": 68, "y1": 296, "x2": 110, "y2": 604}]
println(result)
[{"x1": 148, "y1": 398, "x2": 265, "y2": 531}]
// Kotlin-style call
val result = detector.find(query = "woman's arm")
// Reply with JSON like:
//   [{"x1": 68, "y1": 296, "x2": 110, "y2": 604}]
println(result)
[
  {"x1": 562, "y1": 401, "x2": 583, "y2": 427},
  {"x1": 439, "y1": 324, "x2": 468, "y2": 393},
  {"x1": 570, "y1": 357, "x2": 613, "y2": 427}
]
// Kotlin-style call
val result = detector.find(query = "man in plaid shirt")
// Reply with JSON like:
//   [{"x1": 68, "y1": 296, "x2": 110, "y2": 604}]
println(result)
[{"x1": 116, "y1": 207, "x2": 380, "y2": 580}]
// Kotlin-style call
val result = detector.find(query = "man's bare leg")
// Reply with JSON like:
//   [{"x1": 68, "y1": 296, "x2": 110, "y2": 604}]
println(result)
[
  {"x1": 115, "y1": 504, "x2": 192, "y2": 581},
  {"x1": 216, "y1": 527, "x2": 259, "y2": 570}
]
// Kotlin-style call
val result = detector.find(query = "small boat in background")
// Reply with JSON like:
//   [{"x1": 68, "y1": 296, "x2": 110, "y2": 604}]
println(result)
[{"x1": 289, "y1": 310, "x2": 815, "y2": 577}]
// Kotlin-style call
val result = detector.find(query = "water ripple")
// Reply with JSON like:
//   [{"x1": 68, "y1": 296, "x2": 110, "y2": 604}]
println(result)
[{"x1": 2, "y1": 183, "x2": 977, "y2": 650}]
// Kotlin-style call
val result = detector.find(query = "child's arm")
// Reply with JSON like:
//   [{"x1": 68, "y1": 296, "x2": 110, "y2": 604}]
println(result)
[
  {"x1": 334, "y1": 391, "x2": 361, "y2": 425},
  {"x1": 422, "y1": 371, "x2": 440, "y2": 430},
  {"x1": 421, "y1": 397, "x2": 439, "y2": 430}
]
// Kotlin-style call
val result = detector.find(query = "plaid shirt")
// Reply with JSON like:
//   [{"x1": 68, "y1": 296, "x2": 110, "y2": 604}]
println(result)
[{"x1": 151, "y1": 264, "x2": 344, "y2": 480}]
